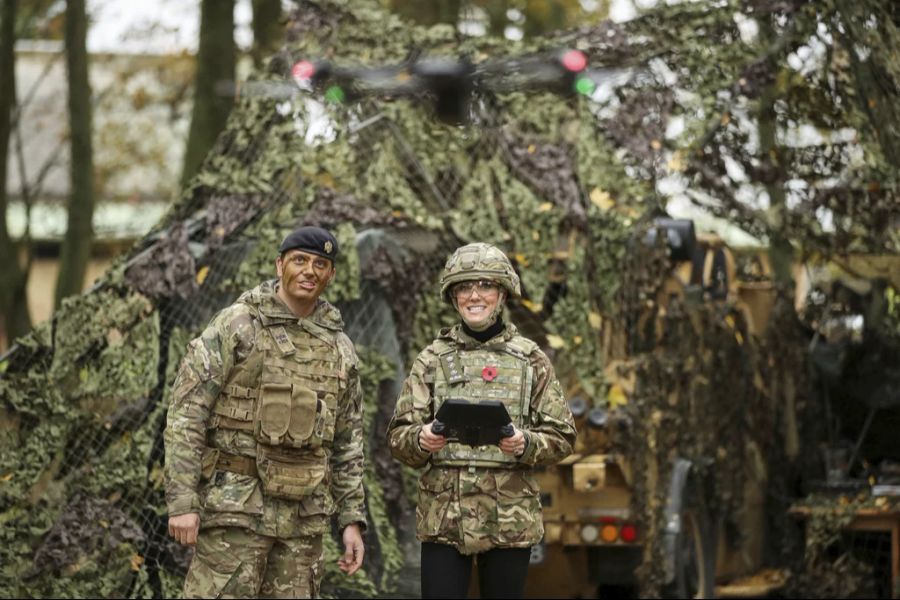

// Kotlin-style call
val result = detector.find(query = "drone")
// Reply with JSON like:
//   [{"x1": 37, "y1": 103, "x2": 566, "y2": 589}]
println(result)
[{"x1": 239, "y1": 48, "x2": 611, "y2": 124}]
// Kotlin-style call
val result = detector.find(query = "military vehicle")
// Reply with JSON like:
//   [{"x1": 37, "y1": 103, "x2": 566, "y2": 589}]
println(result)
[{"x1": 522, "y1": 221, "x2": 789, "y2": 599}]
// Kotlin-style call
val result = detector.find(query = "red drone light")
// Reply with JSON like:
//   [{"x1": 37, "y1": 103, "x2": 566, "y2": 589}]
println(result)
[
  {"x1": 291, "y1": 60, "x2": 315, "y2": 81},
  {"x1": 563, "y1": 50, "x2": 587, "y2": 73},
  {"x1": 620, "y1": 524, "x2": 637, "y2": 543},
  {"x1": 561, "y1": 50, "x2": 587, "y2": 72}
]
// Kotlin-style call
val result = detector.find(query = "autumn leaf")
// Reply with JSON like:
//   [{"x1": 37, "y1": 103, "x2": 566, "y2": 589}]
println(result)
[
  {"x1": 521, "y1": 299, "x2": 543, "y2": 313},
  {"x1": 667, "y1": 151, "x2": 685, "y2": 172},
  {"x1": 607, "y1": 384, "x2": 627, "y2": 406},
  {"x1": 589, "y1": 188, "x2": 615, "y2": 211},
  {"x1": 546, "y1": 334, "x2": 566, "y2": 349},
  {"x1": 131, "y1": 554, "x2": 145, "y2": 571},
  {"x1": 196, "y1": 265, "x2": 210, "y2": 285}
]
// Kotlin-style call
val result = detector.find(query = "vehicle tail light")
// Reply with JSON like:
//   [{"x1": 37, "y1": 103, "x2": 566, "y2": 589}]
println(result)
[
  {"x1": 620, "y1": 523, "x2": 637, "y2": 543},
  {"x1": 600, "y1": 523, "x2": 619, "y2": 543},
  {"x1": 581, "y1": 524, "x2": 599, "y2": 543}
]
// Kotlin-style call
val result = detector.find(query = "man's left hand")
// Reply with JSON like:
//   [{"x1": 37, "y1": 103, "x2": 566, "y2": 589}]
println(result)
[
  {"x1": 338, "y1": 523, "x2": 365, "y2": 576},
  {"x1": 499, "y1": 426, "x2": 526, "y2": 456}
]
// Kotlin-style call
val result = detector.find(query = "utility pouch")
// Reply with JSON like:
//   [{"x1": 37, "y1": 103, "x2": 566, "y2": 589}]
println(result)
[
  {"x1": 200, "y1": 447, "x2": 220, "y2": 481},
  {"x1": 256, "y1": 383, "x2": 317, "y2": 448},
  {"x1": 312, "y1": 394, "x2": 337, "y2": 447},
  {"x1": 256, "y1": 444, "x2": 326, "y2": 501}
]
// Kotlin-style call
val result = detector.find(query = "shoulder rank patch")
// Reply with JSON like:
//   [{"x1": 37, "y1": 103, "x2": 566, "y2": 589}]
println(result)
[
  {"x1": 439, "y1": 351, "x2": 467, "y2": 385},
  {"x1": 269, "y1": 326, "x2": 296, "y2": 356}
]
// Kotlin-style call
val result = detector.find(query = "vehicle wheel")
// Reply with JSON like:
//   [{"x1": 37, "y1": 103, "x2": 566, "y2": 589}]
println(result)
[{"x1": 663, "y1": 480, "x2": 717, "y2": 599}]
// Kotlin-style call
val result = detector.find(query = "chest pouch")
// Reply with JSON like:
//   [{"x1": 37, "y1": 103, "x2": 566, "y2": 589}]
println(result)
[{"x1": 256, "y1": 383, "x2": 334, "y2": 448}]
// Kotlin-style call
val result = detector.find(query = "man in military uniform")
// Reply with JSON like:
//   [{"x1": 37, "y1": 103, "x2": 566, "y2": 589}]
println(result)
[
  {"x1": 388, "y1": 243, "x2": 576, "y2": 599},
  {"x1": 165, "y1": 226, "x2": 367, "y2": 598}
]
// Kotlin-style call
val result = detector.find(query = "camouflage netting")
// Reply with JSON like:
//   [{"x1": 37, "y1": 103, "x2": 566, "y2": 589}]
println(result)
[
  {"x1": 610, "y1": 275, "x2": 814, "y2": 596},
  {"x1": 783, "y1": 491, "x2": 900, "y2": 599},
  {"x1": 2, "y1": 0, "x2": 898, "y2": 598}
]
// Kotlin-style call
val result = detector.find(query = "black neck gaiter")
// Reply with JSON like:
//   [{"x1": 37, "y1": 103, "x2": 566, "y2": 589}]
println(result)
[{"x1": 461, "y1": 318, "x2": 505, "y2": 343}]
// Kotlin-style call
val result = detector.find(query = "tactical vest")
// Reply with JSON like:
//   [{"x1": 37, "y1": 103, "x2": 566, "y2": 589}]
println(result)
[
  {"x1": 430, "y1": 336, "x2": 536, "y2": 468},
  {"x1": 211, "y1": 310, "x2": 344, "y2": 501}
]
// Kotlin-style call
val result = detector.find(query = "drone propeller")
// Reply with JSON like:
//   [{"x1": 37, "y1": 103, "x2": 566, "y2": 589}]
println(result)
[
  {"x1": 288, "y1": 48, "x2": 594, "y2": 124},
  {"x1": 226, "y1": 49, "x2": 638, "y2": 124}
]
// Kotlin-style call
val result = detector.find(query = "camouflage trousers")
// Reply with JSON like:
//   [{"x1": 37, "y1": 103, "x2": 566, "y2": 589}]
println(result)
[{"x1": 183, "y1": 527, "x2": 324, "y2": 599}]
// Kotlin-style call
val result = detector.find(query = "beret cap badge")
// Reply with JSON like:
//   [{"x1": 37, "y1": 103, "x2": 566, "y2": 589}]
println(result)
[{"x1": 279, "y1": 226, "x2": 339, "y2": 260}]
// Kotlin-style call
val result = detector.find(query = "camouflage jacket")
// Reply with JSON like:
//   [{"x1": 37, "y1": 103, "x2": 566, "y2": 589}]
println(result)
[
  {"x1": 387, "y1": 322, "x2": 576, "y2": 554},
  {"x1": 165, "y1": 280, "x2": 367, "y2": 537}
]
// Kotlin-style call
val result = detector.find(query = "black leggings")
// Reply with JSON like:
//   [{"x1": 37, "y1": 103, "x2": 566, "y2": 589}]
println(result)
[{"x1": 420, "y1": 542, "x2": 531, "y2": 599}]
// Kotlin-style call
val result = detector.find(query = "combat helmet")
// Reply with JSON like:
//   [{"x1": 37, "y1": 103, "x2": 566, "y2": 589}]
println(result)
[{"x1": 439, "y1": 243, "x2": 521, "y2": 303}]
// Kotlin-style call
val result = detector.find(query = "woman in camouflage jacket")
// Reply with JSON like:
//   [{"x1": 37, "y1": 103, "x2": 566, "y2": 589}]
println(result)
[{"x1": 388, "y1": 243, "x2": 576, "y2": 599}]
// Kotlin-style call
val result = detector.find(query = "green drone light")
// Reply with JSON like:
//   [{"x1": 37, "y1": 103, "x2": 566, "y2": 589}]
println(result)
[
  {"x1": 324, "y1": 85, "x2": 345, "y2": 103},
  {"x1": 575, "y1": 76, "x2": 596, "y2": 96}
]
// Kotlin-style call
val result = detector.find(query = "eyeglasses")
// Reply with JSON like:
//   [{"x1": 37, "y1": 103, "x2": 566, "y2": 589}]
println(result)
[{"x1": 453, "y1": 280, "x2": 500, "y2": 298}]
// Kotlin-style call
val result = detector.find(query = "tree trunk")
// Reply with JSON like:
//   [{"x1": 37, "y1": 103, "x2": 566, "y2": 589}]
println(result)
[
  {"x1": 524, "y1": 0, "x2": 566, "y2": 37},
  {"x1": 757, "y1": 17, "x2": 794, "y2": 290},
  {"x1": 54, "y1": 0, "x2": 95, "y2": 309},
  {"x1": 437, "y1": 0, "x2": 461, "y2": 25},
  {"x1": 482, "y1": 0, "x2": 509, "y2": 38},
  {"x1": 0, "y1": 0, "x2": 33, "y2": 346},
  {"x1": 387, "y1": 0, "x2": 461, "y2": 26},
  {"x1": 180, "y1": 0, "x2": 235, "y2": 188},
  {"x1": 251, "y1": 0, "x2": 282, "y2": 69}
]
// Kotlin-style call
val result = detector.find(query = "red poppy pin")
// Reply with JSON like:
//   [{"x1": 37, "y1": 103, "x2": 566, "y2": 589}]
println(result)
[{"x1": 482, "y1": 366, "x2": 498, "y2": 382}]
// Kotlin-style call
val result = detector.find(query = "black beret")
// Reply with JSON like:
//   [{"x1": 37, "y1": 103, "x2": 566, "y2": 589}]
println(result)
[{"x1": 279, "y1": 226, "x2": 339, "y2": 261}]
